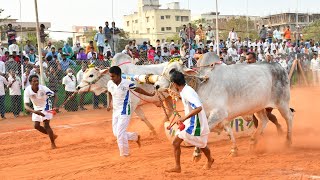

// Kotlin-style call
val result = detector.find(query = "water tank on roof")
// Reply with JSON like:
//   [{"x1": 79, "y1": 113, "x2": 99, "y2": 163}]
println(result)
[{"x1": 167, "y1": 2, "x2": 180, "y2": 9}]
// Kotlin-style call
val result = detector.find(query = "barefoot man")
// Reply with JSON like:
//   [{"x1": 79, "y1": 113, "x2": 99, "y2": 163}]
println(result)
[
  {"x1": 166, "y1": 71, "x2": 213, "y2": 173},
  {"x1": 24, "y1": 75, "x2": 57, "y2": 149},
  {"x1": 107, "y1": 66, "x2": 155, "y2": 157}
]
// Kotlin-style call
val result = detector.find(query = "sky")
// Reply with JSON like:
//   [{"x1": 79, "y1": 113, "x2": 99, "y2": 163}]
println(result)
[{"x1": 1, "y1": 0, "x2": 320, "y2": 40}]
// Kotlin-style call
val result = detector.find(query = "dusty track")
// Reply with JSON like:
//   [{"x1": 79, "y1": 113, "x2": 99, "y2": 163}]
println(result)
[{"x1": 0, "y1": 86, "x2": 319, "y2": 180}]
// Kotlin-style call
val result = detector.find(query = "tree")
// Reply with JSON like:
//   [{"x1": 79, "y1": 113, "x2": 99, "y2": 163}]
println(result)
[
  {"x1": 52, "y1": 40, "x2": 65, "y2": 49},
  {"x1": 0, "y1": 9, "x2": 11, "y2": 41},
  {"x1": 67, "y1": 37, "x2": 73, "y2": 45},
  {"x1": 83, "y1": 30, "x2": 97, "y2": 43},
  {"x1": 302, "y1": 20, "x2": 320, "y2": 41},
  {"x1": 166, "y1": 34, "x2": 180, "y2": 43},
  {"x1": 26, "y1": 32, "x2": 37, "y2": 45},
  {"x1": 218, "y1": 17, "x2": 258, "y2": 40}
]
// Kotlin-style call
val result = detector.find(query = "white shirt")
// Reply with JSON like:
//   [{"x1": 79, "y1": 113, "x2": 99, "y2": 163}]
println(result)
[
  {"x1": 87, "y1": 52, "x2": 96, "y2": 60},
  {"x1": 8, "y1": 44, "x2": 19, "y2": 55},
  {"x1": 180, "y1": 85, "x2": 209, "y2": 136},
  {"x1": 0, "y1": 46, "x2": 8, "y2": 56},
  {"x1": 0, "y1": 61, "x2": 5, "y2": 74},
  {"x1": 206, "y1": 30, "x2": 214, "y2": 41},
  {"x1": 161, "y1": 51, "x2": 170, "y2": 57},
  {"x1": 22, "y1": 73, "x2": 30, "y2": 89},
  {"x1": 76, "y1": 70, "x2": 85, "y2": 85},
  {"x1": 310, "y1": 58, "x2": 320, "y2": 71},
  {"x1": 107, "y1": 79, "x2": 136, "y2": 115},
  {"x1": 62, "y1": 75, "x2": 76, "y2": 92},
  {"x1": 35, "y1": 61, "x2": 48, "y2": 69},
  {"x1": 0, "y1": 75, "x2": 8, "y2": 95},
  {"x1": 24, "y1": 85, "x2": 54, "y2": 111},
  {"x1": 228, "y1": 31, "x2": 238, "y2": 40},
  {"x1": 8, "y1": 76, "x2": 21, "y2": 95}
]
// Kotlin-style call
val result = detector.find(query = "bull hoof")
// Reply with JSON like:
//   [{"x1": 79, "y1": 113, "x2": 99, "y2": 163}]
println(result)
[
  {"x1": 230, "y1": 148, "x2": 238, "y2": 157},
  {"x1": 249, "y1": 139, "x2": 257, "y2": 151},
  {"x1": 286, "y1": 139, "x2": 292, "y2": 148},
  {"x1": 192, "y1": 154, "x2": 202, "y2": 163}
]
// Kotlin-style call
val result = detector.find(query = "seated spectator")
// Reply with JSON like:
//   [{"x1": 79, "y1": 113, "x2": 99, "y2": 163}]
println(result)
[
  {"x1": 154, "y1": 51, "x2": 163, "y2": 64},
  {"x1": 12, "y1": 51, "x2": 21, "y2": 63},
  {"x1": 62, "y1": 43, "x2": 74, "y2": 59},
  {"x1": 103, "y1": 39, "x2": 112, "y2": 57},
  {"x1": 28, "y1": 49, "x2": 37, "y2": 64},
  {"x1": 194, "y1": 48, "x2": 203, "y2": 61},
  {"x1": 162, "y1": 47, "x2": 170, "y2": 57},
  {"x1": 59, "y1": 53, "x2": 76, "y2": 72},
  {"x1": 77, "y1": 48, "x2": 87, "y2": 60},
  {"x1": 170, "y1": 46, "x2": 180, "y2": 56},
  {"x1": 87, "y1": 47, "x2": 97, "y2": 60},
  {"x1": 1, "y1": 51, "x2": 10, "y2": 62},
  {"x1": 45, "y1": 47, "x2": 58, "y2": 59},
  {"x1": 147, "y1": 46, "x2": 155, "y2": 63},
  {"x1": 86, "y1": 41, "x2": 95, "y2": 54}
]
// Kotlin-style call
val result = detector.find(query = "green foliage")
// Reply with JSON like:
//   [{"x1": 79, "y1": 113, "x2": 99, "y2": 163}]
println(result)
[
  {"x1": 67, "y1": 37, "x2": 73, "y2": 45},
  {"x1": 52, "y1": 40, "x2": 65, "y2": 49},
  {"x1": 166, "y1": 34, "x2": 180, "y2": 43},
  {"x1": 83, "y1": 30, "x2": 97, "y2": 43},
  {"x1": 302, "y1": 20, "x2": 320, "y2": 41},
  {"x1": 26, "y1": 32, "x2": 37, "y2": 45},
  {"x1": 219, "y1": 17, "x2": 258, "y2": 40}
]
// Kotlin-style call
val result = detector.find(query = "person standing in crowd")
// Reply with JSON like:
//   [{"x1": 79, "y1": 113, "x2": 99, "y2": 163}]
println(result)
[
  {"x1": 94, "y1": 26, "x2": 105, "y2": 54},
  {"x1": 72, "y1": 42, "x2": 82, "y2": 59},
  {"x1": 0, "y1": 56, "x2": 5, "y2": 76},
  {"x1": 8, "y1": 40, "x2": 19, "y2": 55},
  {"x1": 273, "y1": 27, "x2": 282, "y2": 40},
  {"x1": 228, "y1": 28, "x2": 238, "y2": 42},
  {"x1": 44, "y1": 41, "x2": 55, "y2": 54},
  {"x1": 310, "y1": 53, "x2": 320, "y2": 86},
  {"x1": 24, "y1": 40, "x2": 36, "y2": 55},
  {"x1": 196, "y1": 24, "x2": 205, "y2": 44},
  {"x1": 186, "y1": 23, "x2": 195, "y2": 44},
  {"x1": 104, "y1": 21, "x2": 112, "y2": 43},
  {"x1": 62, "y1": 68, "x2": 78, "y2": 112},
  {"x1": 8, "y1": 70, "x2": 22, "y2": 118},
  {"x1": 107, "y1": 66, "x2": 155, "y2": 157},
  {"x1": 165, "y1": 71, "x2": 213, "y2": 173},
  {"x1": 59, "y1": 53, "x2": 76, "y2": 72},
  {"x1": 0, "y1": 73, "x2": 8, "y2": 119},
  {"x1": 47, "y1": 66, "x2": 61, "y2": 110},
  {"x1": 0, "y1": 42, "x2": 8, "y2": 56},
  {"x1": 283, "y1": 26, "x2": 291, "y2": 41},
  {"x1": 179, "y1": 25, "x2": 187, "y2": 43},
  {"x1": 76, "y1": 64, "x2": 88, "y2": 111},
  {"x1": 110, "y1": 22, "x2": 121, "y2": 54},
  {"x1": 206, "y1": 26, "x2": 214, "y2": 44},
  {"x1": 86, "y1": 41, "x2": 95, "y2": 54},
  {"x1": 267, "y1": 26, "x2": 273, "y2": 44},
  {"x1": 6, "y1": 24, "x2": 16, "y2": 46},
  {"x1": 24, "y1": 75, "x2": 58, "y2": 149},
  {"x1": 259, "y1": 25, "x2": 267, "y2": 42},
  {"x1": 76, "y1": 48, "x2": 88, "y2": 61}
]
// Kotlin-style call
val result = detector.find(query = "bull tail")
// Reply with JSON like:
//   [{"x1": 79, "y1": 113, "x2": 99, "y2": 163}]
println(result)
[{"x1": 290, "y1": 108, "x2": 295, "y2": 113}]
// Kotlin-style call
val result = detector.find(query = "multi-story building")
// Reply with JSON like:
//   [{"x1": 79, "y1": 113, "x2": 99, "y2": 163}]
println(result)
[
  {"x1": 258, "y1": 13, "x2": 320, "y2": 32},
  {"x1": 123, "y1": 0, "x2": 191, "y2": 44},
  {"x1": 72, "y1": 26, "x2": 96, "y2": 47}
]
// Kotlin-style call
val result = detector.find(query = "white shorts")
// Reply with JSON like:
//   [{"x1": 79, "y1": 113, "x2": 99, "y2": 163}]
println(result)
[
  {"x1": 32, "y1": 110, "x2": 53, "y2": 122},
  {"x1": 177, "y1": 130, "x2": 208, "y2": 148}
]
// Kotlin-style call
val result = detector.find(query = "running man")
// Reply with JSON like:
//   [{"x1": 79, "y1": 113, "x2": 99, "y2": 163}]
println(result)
[
  {"x1": 107, "y1": 66, "x2": 155, "y2": 157},
  {"x1": 24, "y1": 75, "x2": 57, "y2": 149},
  {"x1": 166, "y1": 71, "x2": 213, "y2": 173}
]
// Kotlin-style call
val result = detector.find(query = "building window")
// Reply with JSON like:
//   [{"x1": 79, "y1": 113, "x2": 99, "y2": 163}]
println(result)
[
  {"x1": 135, "y1": 20, "x2": 138, "y2": 23},
  {"x1": 176, "y1": 27, "x2": 180, "y2": 32},
  {"x1": 161, "y1": 16, "x2": 164, "y2": 19},
  {"x1": 127, "y1": 21, "x2": 130, "y2": 26},
  {"x1": 161, "y1": 27, "x2": 165, "y2": 31},
  {"x1": 181, "y1": 16, "x2": 189, "y2": 22},
  {"x1": 166, "y1": 27, "x2": 172, "y2": 31},
  {"x1": 147, "y1": 28, "x2": 150, "y2": 33},
  {"x1": 146, "y1": 17, "x2": 149, "y2": 22},
  {"x1": 175, "y1": 16, "x2": 180, "y2": 21},
  {"x1": 136, "y1": 30, "x2": 139, "y2": 34},
  {"x1": 166, "y1": 15, "x2": 171, "y2": 19}
]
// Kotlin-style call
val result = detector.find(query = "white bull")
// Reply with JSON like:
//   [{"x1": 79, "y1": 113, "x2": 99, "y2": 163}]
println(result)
[
  {"x1": 154, "y1": 52, "x2": 294, "y2": 156},
  {"x1": 77, "y1": 53, "x2": 173, "y2": 134}
]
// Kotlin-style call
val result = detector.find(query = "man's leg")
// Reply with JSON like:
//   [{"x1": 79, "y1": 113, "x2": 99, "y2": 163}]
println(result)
[
  {"x1": 11, "y1": 95, "x2": 17, "y2": 116},
  {"x1": 79, "y1": 93, "x2": 87, "y2": 110},
  {"x1": 34, "y1": 121, "x2": 47, "y2": 134},
  {"x1": 0, "y1": 95, "x2": 6, "y2": 119},
  {"x1": 165, "y1": 136, "x2": 183, "y2": 173},
  {"x1": 93, "y1": 94, "x2": 99, "y2": 109},
  {"x1": 116, "y1": 115, "x2": 138, "y2": 156},
  {"x1": 101, "y1": 93, "x2": 108, "y2": 107},
  {"x1": 200, "y1": 146, "x2": 214, "y2": 170},
  {"x1": 43, "y1": 120, "x2": 57, "y2": 149}
]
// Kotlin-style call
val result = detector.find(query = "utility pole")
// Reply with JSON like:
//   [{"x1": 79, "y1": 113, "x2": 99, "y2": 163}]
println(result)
[
  {"x1": 34, "y1": 0, "x2": 45, "y2": 85},
  {"x1": 215, "y1": 0, "x2": 219, "y2": 56}
]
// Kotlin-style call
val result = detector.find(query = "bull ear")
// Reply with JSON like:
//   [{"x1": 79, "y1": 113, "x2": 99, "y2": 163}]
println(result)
[
  {"x1": 182, "y1": 66, "x2": 198, "y2": 76},
  {"x1": 99, "y1": 68, "x2": 109, "y2": 75}
]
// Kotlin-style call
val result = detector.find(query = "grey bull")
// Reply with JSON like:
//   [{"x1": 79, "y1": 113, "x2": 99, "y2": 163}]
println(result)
[
  {"x1": 77, "y1": 53, "x2": 173, "y2": 134},
  {"x1": 154, "y1": 52, "x2": 294, "y2": 157}
]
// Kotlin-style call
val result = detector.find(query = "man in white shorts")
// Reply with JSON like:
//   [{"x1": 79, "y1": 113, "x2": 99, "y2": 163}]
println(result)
[
  {"x1": 107, "y1": 66, "x2": 155, "y2": 157},
  {"x1": 24, "y1": 75, "x2": 57, "y2": 149},
  {"x1": 166, "y1": 71, "x2": 213, "y2": 173}
]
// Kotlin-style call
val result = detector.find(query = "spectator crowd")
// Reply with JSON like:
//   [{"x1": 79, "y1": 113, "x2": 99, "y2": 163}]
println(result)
[{"x1": 0, "y1": 22, "x2": 320, "y2": 119}]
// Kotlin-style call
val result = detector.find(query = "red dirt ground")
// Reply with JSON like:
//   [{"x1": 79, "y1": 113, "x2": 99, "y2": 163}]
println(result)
[{"x1": 0, "y1": 86, "x2": 320, "y2": 180}]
